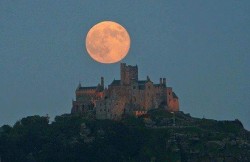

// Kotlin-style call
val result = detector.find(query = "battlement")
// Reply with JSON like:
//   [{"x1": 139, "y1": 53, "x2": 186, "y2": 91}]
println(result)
[
  {"x1": 120, "y1": 63, "x2": 138, "y2": 85},
  {"x1": 71, "y1": 63, "x2": 179, "y2": 119}
]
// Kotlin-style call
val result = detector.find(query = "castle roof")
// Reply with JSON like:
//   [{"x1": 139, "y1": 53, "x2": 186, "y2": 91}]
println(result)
[
  {"x1": 137, "y1": 80, "x2": 148, "y2": 90},
  {"x1": 109, "y1": 79, "x2": 166, "y2": 90},
  {"x1": 138, "y1": 80, "x2": 147, "y2": 85},
  {"x1": 78, "y1": 86, "x2": 97, "y2": 90},
  {"x1": 110, "y1": 80, "x2": 121, "y2": 86},
  {"x1": 154, "y1": 84, "x2": 166, "y2": 88},
  {"x1": 172, "y1": 92, "x2": 178, "y2": 99}
]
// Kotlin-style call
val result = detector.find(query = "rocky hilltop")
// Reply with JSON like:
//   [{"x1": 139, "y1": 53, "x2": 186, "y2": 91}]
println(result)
[{"x1": 0, "y1": 109, "x2": 249, "y2": 162}]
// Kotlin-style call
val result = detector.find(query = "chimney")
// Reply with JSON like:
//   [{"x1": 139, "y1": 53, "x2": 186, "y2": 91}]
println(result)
[
  {"x1": 163, "y1": 78, "x2": 166, "y2": 85},
  {"x1": 160, "y1": 78, "x2": 162, "y2": 84},
  {"x1": 147, "y1": 76, "x2": 150, "y2": 81},
  {"x1": 101, "y1": 77, "x2": 104, "y2": 88}
]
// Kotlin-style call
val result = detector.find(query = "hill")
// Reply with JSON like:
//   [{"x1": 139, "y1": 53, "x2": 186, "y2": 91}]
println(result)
[{"x1": 0, "y1": 109, "x2": 250, "y2": 162}]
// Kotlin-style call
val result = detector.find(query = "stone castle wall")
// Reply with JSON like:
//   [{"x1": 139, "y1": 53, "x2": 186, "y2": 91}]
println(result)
[{"x1": 72, "y1": 63, "x2": 179, "y2": 119}]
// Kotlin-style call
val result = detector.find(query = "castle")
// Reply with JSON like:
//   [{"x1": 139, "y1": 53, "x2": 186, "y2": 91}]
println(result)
[{"x1": 71, "y1": 63, "x2": 179, "y2": 119}]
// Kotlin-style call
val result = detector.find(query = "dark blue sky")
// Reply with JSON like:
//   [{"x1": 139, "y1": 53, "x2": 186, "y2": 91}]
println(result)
[{"x1": 1, "y1": 1, "x2": 249, "y2": 130}]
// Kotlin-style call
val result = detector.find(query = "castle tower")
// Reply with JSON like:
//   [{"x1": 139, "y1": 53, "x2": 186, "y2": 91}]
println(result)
[{"x1": 120, "y1": 63, "x2": 138, "y2": 85}]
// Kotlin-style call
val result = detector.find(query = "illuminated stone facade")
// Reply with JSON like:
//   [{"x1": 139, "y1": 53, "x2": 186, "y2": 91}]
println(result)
[{"x1": 71, "y1": 63, "x2": 179, "y2": 119}]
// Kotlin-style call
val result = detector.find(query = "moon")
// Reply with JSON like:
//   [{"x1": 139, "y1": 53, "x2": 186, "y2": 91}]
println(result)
[{"x1": 85, "y1": 21, "x2": 130, "y2": 64}]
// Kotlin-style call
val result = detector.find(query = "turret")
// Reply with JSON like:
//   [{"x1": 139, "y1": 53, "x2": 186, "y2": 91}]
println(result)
[
  {"x1": 163, "y1": 78, "x2": 166, "y2": 86},
  {"x1": 76, "y1": 82, "x2": 82, "y2": 90},
  {"x1": 101, "y1": 77, "x2": 104, "y2": 88},
  {"x1": 147, "y1": 76, "x2": 150, "y2": 81}
]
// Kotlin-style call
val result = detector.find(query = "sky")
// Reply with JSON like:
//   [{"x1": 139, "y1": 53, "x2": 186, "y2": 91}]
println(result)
[{"x1": 0, "y1": 1, "x2": 249, "y2": 130}]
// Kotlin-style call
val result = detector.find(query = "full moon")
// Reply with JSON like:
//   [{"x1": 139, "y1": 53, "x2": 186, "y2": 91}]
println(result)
[{"x1": 85, "y1": 21, "x2": 130, "y2": 64}]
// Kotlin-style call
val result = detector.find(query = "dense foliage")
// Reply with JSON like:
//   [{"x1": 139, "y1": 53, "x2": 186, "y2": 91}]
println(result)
[{"x1": 0, "y1": 111, "x2": 249, "y2": 162}]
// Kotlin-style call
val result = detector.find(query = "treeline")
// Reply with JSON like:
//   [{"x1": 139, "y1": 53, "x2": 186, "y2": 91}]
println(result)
[
  {"x1": 0, "y1": 111, "x2": 249, "y2": 162},
  {"x1": 0, "y1": 114, "x2": 177, "y2": 162}
]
